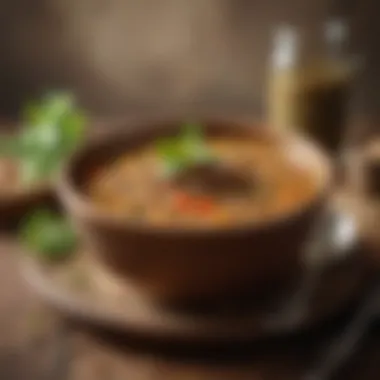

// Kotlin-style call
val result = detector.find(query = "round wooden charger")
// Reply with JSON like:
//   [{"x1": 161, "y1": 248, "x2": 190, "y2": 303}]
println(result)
[
  {"x1": 19, "y1": 205, "x2": 375, "y2": 344},
  {"x1": 0, "y1": 237, "x2": 71, "y2": 380}
]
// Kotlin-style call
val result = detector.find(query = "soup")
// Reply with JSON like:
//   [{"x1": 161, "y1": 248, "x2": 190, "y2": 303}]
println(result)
[{"x1": 86, "y1": 130, "x2": 320, "y2": 228}]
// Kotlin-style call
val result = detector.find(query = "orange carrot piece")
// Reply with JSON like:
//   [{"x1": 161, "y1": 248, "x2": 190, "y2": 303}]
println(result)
[{"x1": 172, "y1": 191, "x2": 216, "y2": 214}]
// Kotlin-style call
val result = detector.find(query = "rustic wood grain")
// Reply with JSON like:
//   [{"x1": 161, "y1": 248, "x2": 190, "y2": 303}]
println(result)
[
  {"x1": 0, "y1": 230, "x2": 378, "y2": 379},
  {"x1": 0, "y1": 236, "x2": 69, "y2": 380}
]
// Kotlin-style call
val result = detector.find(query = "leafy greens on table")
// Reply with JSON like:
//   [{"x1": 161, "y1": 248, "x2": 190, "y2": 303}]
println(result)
[
  {"x1": 20, "y1": 210, "x2": 78, "y2": 262},
  {"x1": 0, "y1": 92, "x2": 87, "y2": 185}
]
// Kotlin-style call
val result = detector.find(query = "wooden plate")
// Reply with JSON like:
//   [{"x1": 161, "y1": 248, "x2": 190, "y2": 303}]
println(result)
[{"x1": 19, "y1": 209, "x2": 375, "y2": 345}]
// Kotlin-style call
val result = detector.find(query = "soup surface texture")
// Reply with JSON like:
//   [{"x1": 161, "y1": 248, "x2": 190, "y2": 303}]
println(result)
[{"x1": 87, "y1": 137, "x2": 320, "y2": 227}]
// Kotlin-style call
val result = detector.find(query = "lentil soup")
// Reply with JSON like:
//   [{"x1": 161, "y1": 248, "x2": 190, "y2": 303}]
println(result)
[{"x1": 86, "y1": 129, "x2": 322, "y2": 228}]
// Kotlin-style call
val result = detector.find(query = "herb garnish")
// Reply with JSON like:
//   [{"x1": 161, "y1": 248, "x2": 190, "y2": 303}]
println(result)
[
  {"x1": 156, "y1": 122, "x2": 215, "y2": 177},
  {"x1": 20, "y1": 210, "x2": 78, "y2": 262},
  {"x1": 0, "y1": 92, "x2": 86, "y2": 185}
]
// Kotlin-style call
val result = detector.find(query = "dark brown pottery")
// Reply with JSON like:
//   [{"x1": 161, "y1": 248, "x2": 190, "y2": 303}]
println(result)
[
  {"x1": 57, "y1": 120, "x2": 333, "y2": 306},
  {"x1": 20, "y1": 239, "x2": 371, "y2": 345},
  {"x1": 0, "y1": 185, "x2": 55, "y2": 229}
]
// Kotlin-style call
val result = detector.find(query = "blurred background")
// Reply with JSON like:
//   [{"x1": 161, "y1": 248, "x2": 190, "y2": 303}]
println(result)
[
  {"x1": 0, "y1": 0, "x2": 380, "y2": 380},
  {"x1": 0, "y1": 0, "x2": 377, "y2": 122},
  {"x1": 0, "y1": 1, "x2": 380, "y2": 379}
]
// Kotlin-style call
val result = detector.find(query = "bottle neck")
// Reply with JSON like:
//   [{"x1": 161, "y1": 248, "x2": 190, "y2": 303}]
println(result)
[
  {"x1": 270, "y1": 19, "x2": 350, "y2": 72},
  {"x1": 271, "y1": 26, "x2": 299, "y2": 70}
]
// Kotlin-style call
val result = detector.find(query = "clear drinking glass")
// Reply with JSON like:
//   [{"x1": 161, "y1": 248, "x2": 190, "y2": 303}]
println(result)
[{"x1": 267, "y1": 19, "x2": 358, "y2": 155}]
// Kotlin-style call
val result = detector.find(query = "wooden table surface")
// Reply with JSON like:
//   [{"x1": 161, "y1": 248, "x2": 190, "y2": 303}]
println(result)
[{"x1": 0, "y1": 236, "x2": 379, "y2": 380}]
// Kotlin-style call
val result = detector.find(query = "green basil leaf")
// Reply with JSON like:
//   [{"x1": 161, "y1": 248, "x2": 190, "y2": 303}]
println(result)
[
  {"x1": 23, "y1": 101, "x2": 42, "y2": 128},
  {"x1": 20, "y1": 126, "x2": 59, "y2": 153},
  {"x1": 155, "y1": 122, "x2": 215, "y2": 177},
  {"x1": 156, "y1": 138, "x2": 181, "y2": 160},
  {"x1": 27, "y1": 92, "x2": 75, "y2": 128},
  {"x1": 184, "y1": 122, "x2": 207, "y2": 144},
  {"x1": 6, "y1": 91, "x2": 87, "y2": 185},
  {"x1": 58, "y1": 111, "x2": 86, "y2": 154},
  {"x1": 21, "y1": 210, "x2": 77, "y2": 261},
  {"x1": 0, "y1": 136, "x2": 24, "y2": 157},
  {"x1": 18, "y1": 152, "x2": 58, "y2": 186}
]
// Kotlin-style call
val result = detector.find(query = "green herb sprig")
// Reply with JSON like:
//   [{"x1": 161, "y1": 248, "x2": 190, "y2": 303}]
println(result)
[
  {"x1": 20, "y1": 210, "x2": 78, "y2": 262},
  {"x1": 0, "y1": 91, "x2": 86, "y2": 185},
  {"x1": 156, "y1": 122, "x2": 216, "y2": 177}
]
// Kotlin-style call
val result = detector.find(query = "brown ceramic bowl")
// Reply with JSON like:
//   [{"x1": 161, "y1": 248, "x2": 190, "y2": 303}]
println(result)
[
  {"x1": 0, "y1": 183, "x2": 55, "y2": 229},
  {"x1": 57, "y1": 120, "x2": 333, "y2": 306}
]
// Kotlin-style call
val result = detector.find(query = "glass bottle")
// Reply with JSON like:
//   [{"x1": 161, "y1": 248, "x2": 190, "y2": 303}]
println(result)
[{"x1": 267, "y1": 19, "x2": 356, "y2": 155}]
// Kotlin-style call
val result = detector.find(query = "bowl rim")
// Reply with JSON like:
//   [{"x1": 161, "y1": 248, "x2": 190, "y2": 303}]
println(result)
[
  {"x1": 57, "y1": 118, "x2": 333, "y2": 237},
  {"x1": 0, "y1": 184, "x2": 51, "y2": 203}
]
